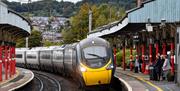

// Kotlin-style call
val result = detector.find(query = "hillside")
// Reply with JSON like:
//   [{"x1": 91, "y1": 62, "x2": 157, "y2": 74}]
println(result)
[{"x1": 2, "y1": 0, "x2": 136, "y2": 17}]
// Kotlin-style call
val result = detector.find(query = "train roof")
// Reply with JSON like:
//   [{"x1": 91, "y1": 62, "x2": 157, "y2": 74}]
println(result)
[
  {"x1": 63, "y1": 43, "x2": 78, "y2": 49},
  {"x1": 79, "y1": 37, "x2": 109, "y2": 48},
  {"x1": 16, "y1": 48, "x2": 29, "y2": 51}
]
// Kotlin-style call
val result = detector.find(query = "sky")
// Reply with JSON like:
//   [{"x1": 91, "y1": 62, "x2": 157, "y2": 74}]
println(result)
[{"x1": 7, "y1": 0, "x2": 82, "y2": 3}]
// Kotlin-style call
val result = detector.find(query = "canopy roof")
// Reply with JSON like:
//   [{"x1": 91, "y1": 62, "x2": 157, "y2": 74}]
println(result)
[
  {"x1": 0, "y1": 2, "x2": 31, "y2": 41},
  {"x1": 88, "y1": 0, "x2": 180, "y2": 38}
]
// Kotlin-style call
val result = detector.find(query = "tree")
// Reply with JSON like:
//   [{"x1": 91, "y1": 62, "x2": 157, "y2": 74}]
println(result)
[
  {"x1": 16, "y1": 38, "x2": 26, "y2": 48},
  {"x1": 16, "y1": 30, "x2": 42, "y2": 48},
  {"x1": 95, "y1": 14, "x2": 107, "y2": 27},
  {"x1": 70, "y1": 3, "x2": 90, "y2": 40},
  {"x1": 62, "y1": 3, "x2": 126, "y2": 44},
  {"x1": 61, "y1": 29, "x2": 77, "y2": 44},
  {"x1": 28, "y1": 30, "x2": 42, "y2": 47}
]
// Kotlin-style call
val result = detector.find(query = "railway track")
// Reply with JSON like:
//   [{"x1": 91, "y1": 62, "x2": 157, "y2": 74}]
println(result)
[
  {"x1": 17, "y1": 70, "x2": 123, "y2": 91},
  {"x1": 34, "y1": 75, "x2": 44, "y2": 91},
  {"x1": 33, "y1": 71, "x2": 61, "y2": 91}
]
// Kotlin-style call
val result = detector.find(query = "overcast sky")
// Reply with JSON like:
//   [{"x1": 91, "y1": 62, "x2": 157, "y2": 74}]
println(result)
[{"x1": 7, "y1": 0, "x2": 82, "y2": 3}]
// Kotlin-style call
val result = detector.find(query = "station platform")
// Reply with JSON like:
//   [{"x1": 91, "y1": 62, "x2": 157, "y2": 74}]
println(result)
[
  {"x1": 0, "y1": 67, "x2": 34, "y2": 91},
  {"x1": 115, "y1": 67, "x2": 180, "y2": 91}
]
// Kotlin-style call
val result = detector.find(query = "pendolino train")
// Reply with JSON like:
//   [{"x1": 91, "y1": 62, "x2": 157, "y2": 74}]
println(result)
[{"x1": 16, "y1": 37, "x2": 115, "y2": 86}]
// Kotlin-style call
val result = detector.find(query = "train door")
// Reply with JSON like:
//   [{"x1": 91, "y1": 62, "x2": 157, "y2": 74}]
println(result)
[
  {"x1": 64, "y1": 48, "x2": 73, "y2": 75},
  {"x1": 52, "y1": 50, "x2": 64, "y2": 73},
  {"x1": 72, "y1": 48, "x2": 77, "y2": 76},
  {"x1": 39, "y1": 50, "x2": 52, "y2": 71},
  {"x1": 15, "y1": 51, "x2": 24, "y2": 67}
]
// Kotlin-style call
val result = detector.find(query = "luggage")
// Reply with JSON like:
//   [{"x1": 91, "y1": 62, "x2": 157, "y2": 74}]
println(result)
[
  {"x1": 134, "y1": 67, "x2": 138, "y2": 73},
  {"x1": 167, "y1": 71, "x2": 174, "y2": 81},
  {"x1": 149, "y1": 65, "x2": 157, "y2": 80}
]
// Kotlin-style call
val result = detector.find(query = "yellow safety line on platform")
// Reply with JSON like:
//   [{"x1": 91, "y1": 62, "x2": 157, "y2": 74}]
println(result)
[
  {"x1": 127, "y1": 73, "x2": 163, "y2": 91},
  {"x1": 0, "y1": 69, "x2": 20, "y2": 86}
]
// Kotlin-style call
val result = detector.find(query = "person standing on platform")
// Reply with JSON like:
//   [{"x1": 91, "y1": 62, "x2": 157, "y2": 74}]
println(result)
[
  {"x1": 154, "y1": 54, "x2": 161, "y2": 81},
  {"x1": 134, "y1": 55, "x2": 139, "y2": 73},
  {"x1": 138, "y1": 56, "x2": 142, "y2": 72},
  {"x1": 160, "y1": 55, "x2": 165, "y2": 80},
  {"x1": 162, "y1": 55, "x2": 171, "y2": 80}
]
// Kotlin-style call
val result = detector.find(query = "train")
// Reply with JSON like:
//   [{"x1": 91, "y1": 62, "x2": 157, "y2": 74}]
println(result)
[{"x1": 16, "y1": 37, "x2": 116, "y2": 87}]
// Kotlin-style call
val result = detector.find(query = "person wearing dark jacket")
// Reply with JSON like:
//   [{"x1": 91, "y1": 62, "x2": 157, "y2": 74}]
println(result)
[
  {"x1": 138, "y1": 56, "x2": 143, "y2": 72},
  {"x1": 154, "y1": 54, "x2": 161, "y2": 81}
]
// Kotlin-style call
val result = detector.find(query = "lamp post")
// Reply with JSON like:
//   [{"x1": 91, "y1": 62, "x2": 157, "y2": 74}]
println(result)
[
  {"x1": 25, "y1": 0, "x2": 32, "y2": 48},
  {"x1": 89, "y1": 8, "x2": 92, "y2": 33}
]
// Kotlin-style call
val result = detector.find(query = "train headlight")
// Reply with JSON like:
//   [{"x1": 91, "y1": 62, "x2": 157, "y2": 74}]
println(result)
[
  {"x1": 106, "y1": 63, "x2": 114, "y2": 70},
  {"x1": 80, "y1": 66, "x2": 87, "y2": 72}
]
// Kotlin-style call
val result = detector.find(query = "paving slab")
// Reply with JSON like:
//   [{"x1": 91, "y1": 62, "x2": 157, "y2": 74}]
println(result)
[
  {"x1": 0, "y1": 67, "x2": 34, "y2": 91},
  {"x1": 115, "y1": 67, "x2": 180, "y2": 91}
]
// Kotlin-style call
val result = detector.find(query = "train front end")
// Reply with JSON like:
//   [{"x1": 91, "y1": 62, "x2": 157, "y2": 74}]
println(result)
[{"x1": 78, "y1": 37, "x2": 114, "y2": 86}]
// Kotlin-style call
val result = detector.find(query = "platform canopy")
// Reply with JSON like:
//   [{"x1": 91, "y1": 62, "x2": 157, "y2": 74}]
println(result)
[
  {"x1": 0, "y1": 2, "x2": 31, "y2": 43},
  {"x1": 88, "y1": 0, "x2": 180, "y2": 38}
]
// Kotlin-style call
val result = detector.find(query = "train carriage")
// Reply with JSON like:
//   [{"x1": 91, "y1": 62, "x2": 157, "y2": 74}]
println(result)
[
  {"x1": 52, "y1": 47, "x2": 64, "y2": 74},
  {"x1": 39, "y1": 48, "x2": 53, "y2": 72},
  {"x1": 26, "y1": 48, "x2": 41, "y2": 69},
  {"x1": 63, "y1": 43, "x2": 77, "y2": 77},
  {"x1": 15, "y1": 48, "x2": 28, "y2": 68}
]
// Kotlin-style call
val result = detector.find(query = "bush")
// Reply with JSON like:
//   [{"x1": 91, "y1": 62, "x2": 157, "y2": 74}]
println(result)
[
  {"x1": 116, "y1": 52, "x2": 122, "y2": 66},
  {"x1": 115, "y1": 49, "x2": 136, "y2": 67}
]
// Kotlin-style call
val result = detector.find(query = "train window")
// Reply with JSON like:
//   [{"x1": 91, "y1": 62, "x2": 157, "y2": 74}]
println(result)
[
  {"x1": 16, "y1": 54, "x2": 22, "y2": 58},
  {"x1": 82, "y1": 46, "x2": 109, "y2": 68},
  {"x1": 27, "y1": 54, "x2": 36, "y2": 59},
  {"x1": 83, "y1": 46, "x2": 107, "y2": 59},
  {"x1": 53, "y1": 51, "x2": 63, "y2": 60},
  {"x1": 40, "y1": 52, "x2": 51, "y2": 59}
]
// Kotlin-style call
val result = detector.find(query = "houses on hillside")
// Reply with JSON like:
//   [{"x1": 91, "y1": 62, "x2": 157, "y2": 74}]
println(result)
[{"x1": 30, "y1": 16, "x2": 69, "y2": 43}]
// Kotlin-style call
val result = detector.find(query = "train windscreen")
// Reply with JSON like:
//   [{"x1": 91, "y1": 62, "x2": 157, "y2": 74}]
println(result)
[{"x1": 82, "y1": 46, "x2": 109, "y2": 68}]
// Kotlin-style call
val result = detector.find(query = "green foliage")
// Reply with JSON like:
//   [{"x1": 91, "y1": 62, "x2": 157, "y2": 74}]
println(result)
[
  {"x1": 61, "y1": 29, "x2": 77, "y2": 44},
  {"x1": 3, "y1": 0, "x2": 76, "y2": 17},
  {"x1": 43, "y1": 40, "x2": 62, "y2": 47},
  {"x1": 116, "y1": 49, "x2": 136, "y2": 67},
  {"x1": 16, "y1": 30, "x2": 42, "y2": 48},
  {"x1": 2, "y1": 0, "x2": 135, "y2": 17},
  {"x1": 4, "y1": 0, "x2": 132, "y2": 44},
  {"x1": 16, "y1": 38, "x2": 25, "y2": 48},
  {"x1": 70, "y1": 3, "x2": 89, "y2": 41},
  {"x1": 28, "y1": 30, "x2": 42, "y2": 47},
  {"x1": 62, "y1": 3, "x2": 126, "y2": 44},
  {"x1": 116, "y1": 51, "x2": 122, "y2": 66}
]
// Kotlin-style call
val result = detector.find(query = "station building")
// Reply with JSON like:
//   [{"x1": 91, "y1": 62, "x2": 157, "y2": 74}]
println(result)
[
  {"x1": 0, "y1": 2, "x2": 31, "y2": 81},
  {"x1": 88, "y1": 0, "x2": 180, "y2": 85}
]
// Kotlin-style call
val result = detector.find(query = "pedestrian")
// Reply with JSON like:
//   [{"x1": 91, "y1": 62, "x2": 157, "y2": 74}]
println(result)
[
  {"x1": 162, "y1": 55, "x2": 171, "y2": 80},
  {"x1": 160, "y1": 55, "x2": 165, "y2": 80},
  {"x1": 138, "y1": 56, "x2": 142, "y2": 72},
  {"x1": 134, "y1": 55, "x2": 139, "y2": 73},
  {"x1": 154, "y1": 54, "x2": 161, "y2": 81}
]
